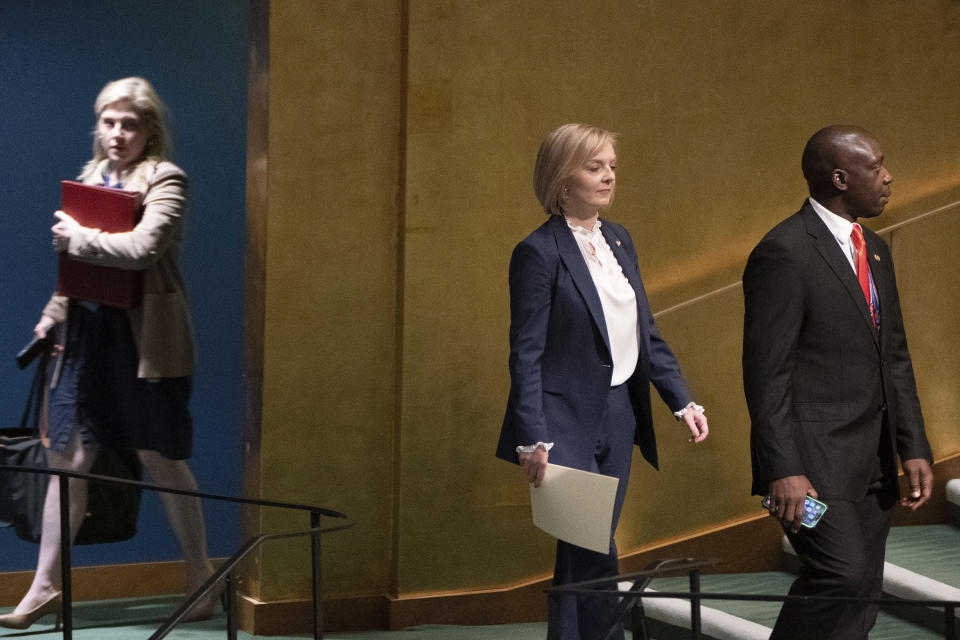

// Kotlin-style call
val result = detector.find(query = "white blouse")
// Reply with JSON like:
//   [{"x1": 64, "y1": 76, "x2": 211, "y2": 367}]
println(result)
[{"x1": 565, "y1": 218, "x2": 639, "y2": 386}]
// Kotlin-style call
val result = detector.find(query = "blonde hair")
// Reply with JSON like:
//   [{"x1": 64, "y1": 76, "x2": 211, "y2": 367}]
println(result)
[
  {"x1": 533, "y1": 123, "x2": 618, "y2": 216},
  {"x1": 80, "y1": 77, "x2": 172, "y2": 181}
]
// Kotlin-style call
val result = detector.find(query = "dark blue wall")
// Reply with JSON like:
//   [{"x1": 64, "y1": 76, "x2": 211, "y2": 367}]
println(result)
[{"x1": 0, "y1": 2, "x2": 248, "y2": 570}]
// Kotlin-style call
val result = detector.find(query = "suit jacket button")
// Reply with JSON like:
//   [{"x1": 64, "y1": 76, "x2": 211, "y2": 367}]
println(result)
[{"x1": 878, "y1": 403, "x2": 886, "y2": 412}]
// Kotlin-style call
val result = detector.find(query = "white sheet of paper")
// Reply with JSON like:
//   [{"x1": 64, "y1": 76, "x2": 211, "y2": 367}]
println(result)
[{"x1": 530, "y1": 463, "x2": 619, "y2": 554}]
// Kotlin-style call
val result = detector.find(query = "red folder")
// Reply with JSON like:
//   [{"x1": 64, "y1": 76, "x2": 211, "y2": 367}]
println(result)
[{"x1": 56, "y1": 180, "x2": 145, "y2": 309}]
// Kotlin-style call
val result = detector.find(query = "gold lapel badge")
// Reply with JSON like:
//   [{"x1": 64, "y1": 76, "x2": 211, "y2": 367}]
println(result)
[
  {"x1": 616, "y1": 240, "x2": 622, "y2": 247},
  {"x1": 873, "y1": 254, "x2": 880, "y2": 262}
]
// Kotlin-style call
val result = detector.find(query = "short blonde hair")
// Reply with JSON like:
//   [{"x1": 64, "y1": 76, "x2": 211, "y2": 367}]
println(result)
[
  {"x1": 81, "y1": 77, "x2": 172, "y2": 180},
  {"x1": 533, "y1": 123, "x2": 618, "y2": 216}
]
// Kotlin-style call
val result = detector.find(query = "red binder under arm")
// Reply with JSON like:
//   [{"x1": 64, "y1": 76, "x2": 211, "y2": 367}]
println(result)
[{"x1": 56, "y1": 181, "x2": 145, "y2": 309}]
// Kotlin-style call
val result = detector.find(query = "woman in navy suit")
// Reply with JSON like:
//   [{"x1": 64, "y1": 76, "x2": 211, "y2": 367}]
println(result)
[{"x1": 496, "y1": 123, "x2": 709, "y2": 640}]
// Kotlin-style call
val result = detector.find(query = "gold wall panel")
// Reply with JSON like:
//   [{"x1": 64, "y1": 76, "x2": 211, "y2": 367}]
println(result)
[
  {"x1": 395, "y1": 0, "x2": 960, "y2": 594},
  {"x1": 253, "y1": 0, "x2": 960, "y2": 604},
  {"x1": 889, "y1": 209, "x2": 960, "y2": 456},
  {"x1": 253, "y1": 0, "x2": 403, "y2": 601}
]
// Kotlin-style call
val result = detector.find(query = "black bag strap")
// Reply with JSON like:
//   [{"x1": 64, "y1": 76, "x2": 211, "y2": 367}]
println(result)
[{"x1": 18, "y1": 353, "x2": 49, "y2": 433}]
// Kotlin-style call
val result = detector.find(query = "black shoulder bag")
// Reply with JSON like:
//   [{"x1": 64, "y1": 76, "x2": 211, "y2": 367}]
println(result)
[{"x1": 1, "y1": 348, "x2": 142, "y2": 544}]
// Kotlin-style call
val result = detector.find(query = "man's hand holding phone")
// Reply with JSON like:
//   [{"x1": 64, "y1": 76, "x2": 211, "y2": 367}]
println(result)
[{"x1": 766, "y1": 475, "x2": 822, "y2": 533}]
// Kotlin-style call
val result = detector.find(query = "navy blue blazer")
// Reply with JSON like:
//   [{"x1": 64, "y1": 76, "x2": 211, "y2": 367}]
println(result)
[{"x1": 496, "y1": 214, "x2": 693, "y2": 470}]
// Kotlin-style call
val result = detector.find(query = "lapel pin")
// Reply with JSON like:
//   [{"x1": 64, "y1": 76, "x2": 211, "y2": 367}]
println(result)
[
  {"x1": 873, "y1": 254, "x2": 880, "y2": 262},
  {"x1": 616, "y1": 240, "x2": 622, "y2": 247}
]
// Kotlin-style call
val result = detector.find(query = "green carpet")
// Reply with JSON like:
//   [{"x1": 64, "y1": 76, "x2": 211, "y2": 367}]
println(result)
[
  {"x1": 649, "y1": 570, "x2": 946, "y2": 640},
  {"x1": 649, "y1": 571, "x2": 791, "y2": 630},
  {"x1": 324, "y1": 623, "x2": 547, "y2": 640},
  {"x1": 0, "y1": 596, "x2": 548, "y2": 640},
  {"x1": 885, "y1": 524, "x2": 960, "y2": 588}
]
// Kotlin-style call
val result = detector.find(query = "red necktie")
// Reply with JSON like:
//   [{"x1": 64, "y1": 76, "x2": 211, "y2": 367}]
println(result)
[{"x1": 850, "y1": 224, "x2": 876, "y2": 326}]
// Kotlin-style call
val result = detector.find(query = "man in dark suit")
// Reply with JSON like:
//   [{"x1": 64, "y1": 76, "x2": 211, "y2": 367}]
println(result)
[{"x1": 742, "y1": 125, "x2": 934, "y2": 639}]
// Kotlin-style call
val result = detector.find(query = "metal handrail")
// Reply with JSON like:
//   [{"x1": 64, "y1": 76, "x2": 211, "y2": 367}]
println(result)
[
  {"x1": 150, "y1": 520, "x2": 354, "y2": 640},
  {"x1": 0, "y1": 463, "x2": 352, "y2": 640},
  {"x1": 546, "y1": 557, "x2": 959, "y2": 640},
  {"x1": 652, "y1": 197, "x2": 960, "y2": 319}
]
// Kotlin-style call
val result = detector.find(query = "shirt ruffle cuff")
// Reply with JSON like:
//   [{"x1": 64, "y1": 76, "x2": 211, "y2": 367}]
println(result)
[
  {"x1": 516, "y1": 442, "x2": 555, "y2": 454},
  {"x1": 673, "y1": 402, "x2": 705, "y2": 421}
]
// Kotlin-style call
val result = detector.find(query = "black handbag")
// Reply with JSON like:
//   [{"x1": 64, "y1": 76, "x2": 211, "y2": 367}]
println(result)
[
  {"x1": 74, "y1": 444, "x2": 142, "y2": 545},
  {"x1": 0, "y1": 353, "x2": 51, "y2": 541},
  {"x1": 0, "y1": 349, "x2": 143, "y2": 545}
]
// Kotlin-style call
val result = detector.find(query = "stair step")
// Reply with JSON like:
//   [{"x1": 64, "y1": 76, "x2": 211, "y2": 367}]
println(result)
[
  {"x1": 644, "y1": 572, "x2": 945, "y2": 640},
  {"x1": 638, "y1": 572, "x2": 787, "y2": 640},
  {"x1": 885, "y1": 524, "x2": 960, "y2": 594},
  {"x1": 782, "y1": 525, "x2": 960, "y2": 612},
  {"x1": 631, "y1": 482, "x2": 960, "y2": 638}
]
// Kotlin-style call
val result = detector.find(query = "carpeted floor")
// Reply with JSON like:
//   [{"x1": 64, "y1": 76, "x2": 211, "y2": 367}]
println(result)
[{"x1": 0, "y1": 595, "x2": 547, "y2": 639}]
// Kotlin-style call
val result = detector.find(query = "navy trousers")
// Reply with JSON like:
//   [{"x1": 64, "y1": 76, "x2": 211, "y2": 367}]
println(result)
[{"x1": 547, "y1": 383, "x2": 636, "y2": 640}]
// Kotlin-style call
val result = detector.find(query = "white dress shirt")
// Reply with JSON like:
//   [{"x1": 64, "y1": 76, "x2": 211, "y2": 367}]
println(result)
[
  {"x1": 808, "y1": 197, "x2": 880, "y2": 324},
  {"x1": 809, "y1": 197, "x2": 858, "y2": 272}
]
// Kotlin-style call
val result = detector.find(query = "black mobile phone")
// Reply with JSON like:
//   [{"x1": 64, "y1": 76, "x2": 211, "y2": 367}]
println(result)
[
  {"x1": 761, "y1": 495, "x2": 828, "y2": 528},
  {"x1": 15, "y1": 332, "x2": 55, "y2": 370}
]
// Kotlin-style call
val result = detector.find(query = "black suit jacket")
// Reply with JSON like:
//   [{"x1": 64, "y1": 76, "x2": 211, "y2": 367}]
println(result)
[
  {"x1": 496, "y1": 214, "x2": 693, "y2": 470},
  {"x1": 742, "y1": 201, "x2": 932, "y2": 500}
]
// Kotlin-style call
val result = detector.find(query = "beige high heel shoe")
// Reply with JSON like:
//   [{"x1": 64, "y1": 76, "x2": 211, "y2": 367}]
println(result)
[
  {"x1": 0, "y1": 591, "x2": 63, "y2": 630},
  {"x1": 181, "y1": 582, "x2": 227, "y2": 623}
]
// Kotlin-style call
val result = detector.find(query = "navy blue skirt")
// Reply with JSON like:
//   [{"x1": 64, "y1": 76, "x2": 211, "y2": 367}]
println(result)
[{"x1": 47, "y1": 301, "x2": 193, "y2": 460}]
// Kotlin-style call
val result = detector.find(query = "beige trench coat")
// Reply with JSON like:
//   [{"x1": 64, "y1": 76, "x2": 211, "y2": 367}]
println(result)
[{"x1": 42, "y1": 158, "x2": 196, "y2": 379}]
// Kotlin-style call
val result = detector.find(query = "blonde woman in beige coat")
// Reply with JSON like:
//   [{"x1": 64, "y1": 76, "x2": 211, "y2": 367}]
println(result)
[{"x1": 0, "y1": 77, "x2": 217, "y2": 630}]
